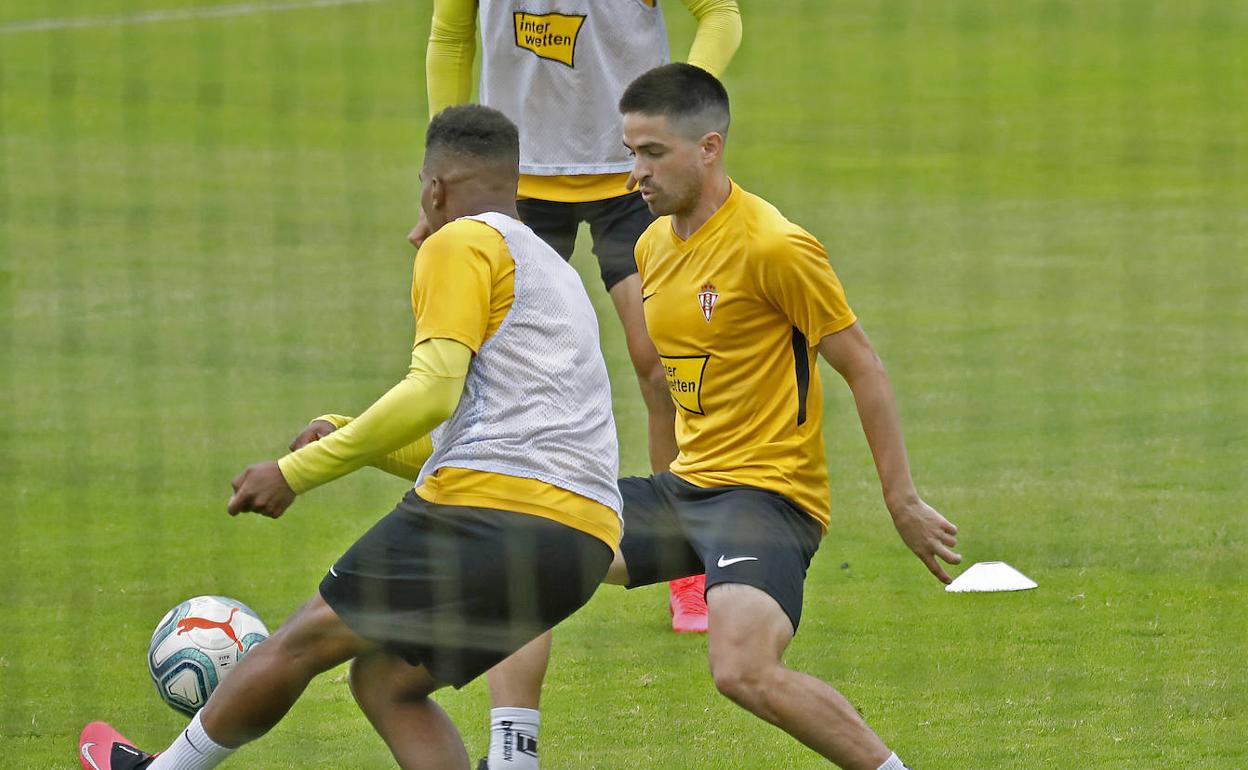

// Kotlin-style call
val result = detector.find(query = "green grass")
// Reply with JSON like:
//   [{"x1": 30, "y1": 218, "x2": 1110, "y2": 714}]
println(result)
[{"x1": 2, "y1": 0, "x2": 1245, "y2": 767}]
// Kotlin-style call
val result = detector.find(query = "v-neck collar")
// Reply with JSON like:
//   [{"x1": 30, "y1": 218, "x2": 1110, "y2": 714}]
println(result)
[{"x1": 668, "y1": 179, "x2": 738, "y2": 251}]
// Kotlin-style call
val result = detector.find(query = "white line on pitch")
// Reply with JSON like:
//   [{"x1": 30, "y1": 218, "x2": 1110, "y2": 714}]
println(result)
[{"x1": 0, "y1": 0, "x2": 385, "y2": 35}]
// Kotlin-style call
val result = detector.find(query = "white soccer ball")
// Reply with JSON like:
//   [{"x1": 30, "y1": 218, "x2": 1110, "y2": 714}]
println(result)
[{"x1": 147, "y1": 595, "x2": 270, "y2": 716}]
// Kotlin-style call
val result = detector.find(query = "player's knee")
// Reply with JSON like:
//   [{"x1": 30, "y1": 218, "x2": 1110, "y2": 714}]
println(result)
[
  {"x1": 709, "y1": 655, "x2": 770, "y2": 709},
  {"x1": 347, "y1": 657, "x2": 381, "y2": 712},
  {"x1": 350, "y1": 654, "x2": 439, "y2": 710},
  {"x1": 267, "y1": 597, "x2": 361, "y2": 674}
]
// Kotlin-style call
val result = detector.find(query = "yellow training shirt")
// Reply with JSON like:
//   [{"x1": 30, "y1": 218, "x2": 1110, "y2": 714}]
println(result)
[
  {"x1": 634, "y1": 183, "x2": 857, "y2": 529},
  {"x1": 412, "y1": 218, "x2": 621, "y2": 549}
]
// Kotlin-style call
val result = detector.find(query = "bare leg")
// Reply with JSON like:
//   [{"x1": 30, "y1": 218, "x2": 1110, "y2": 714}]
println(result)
[
  {"x1": 197, "y1": 593, "x2": 372, "y2": 748},
  {"x1": 486, "y1": 633, "x2": 551, "y2": 710},
  {"x1": 350, "y1": 651, "x2": 471, "y2": 770},
  {"x1": 706, "y1": 583, "x2": 893, "y2": 770}
]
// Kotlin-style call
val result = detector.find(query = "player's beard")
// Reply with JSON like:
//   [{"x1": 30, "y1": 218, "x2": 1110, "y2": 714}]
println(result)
[{"x1": 643, "y1": 174, "x2": 699, "y2": 219}]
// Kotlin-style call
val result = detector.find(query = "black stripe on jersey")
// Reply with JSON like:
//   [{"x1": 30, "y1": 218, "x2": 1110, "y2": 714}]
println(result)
[{"x1": 791, "y1": 328, "x2": 810, "y2": 426}]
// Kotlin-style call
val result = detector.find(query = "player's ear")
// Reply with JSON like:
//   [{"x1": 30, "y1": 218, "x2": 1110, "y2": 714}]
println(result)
[
  {"x1": 700, "y1": 131, "x2": 725, "y2": 165},
  {"x1": 428, "y1": 175, "x2": 447, "y2": 210}
]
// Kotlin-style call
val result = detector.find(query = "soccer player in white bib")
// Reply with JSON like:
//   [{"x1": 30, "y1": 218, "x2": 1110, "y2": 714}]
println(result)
[
  {"x1": 76, "y1": 105, "x2": 622, "y2": 770},
  {"x1": 411, "y1": 4, "x2": 740, "y2": 767},
  {"x1": 411, "y1": 0, "x2": 742, "y2": 643}
]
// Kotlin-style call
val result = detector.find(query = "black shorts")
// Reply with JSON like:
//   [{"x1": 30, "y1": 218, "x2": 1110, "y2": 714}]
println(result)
[
  {"x1": 618, "y1": 473, "x2": 824, "y2": 632},
  {"x1": 319, "y1": 490, "x2": 613, "y2": 688},
  {"x1": 516, "y1": 191, "x2": 654, "y2": 291}
]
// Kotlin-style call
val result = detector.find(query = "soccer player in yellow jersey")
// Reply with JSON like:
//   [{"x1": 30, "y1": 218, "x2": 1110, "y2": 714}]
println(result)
[
  {"x1": 414, "y1": 0, "x2": 743, "y2": 639},
  {"x1": 482, "y1": 64, "x2": 964, "y2": 769},
  {"x1": 611, "y1": 63, "x2": 961, "y2": 770},
  {"x1": 76, "y1": 105, "x2": 621, "y2": 770}
]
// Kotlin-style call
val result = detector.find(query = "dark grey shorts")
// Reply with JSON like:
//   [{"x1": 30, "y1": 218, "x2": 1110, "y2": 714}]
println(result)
[
  {"x1": 619, "y1": 472, "x2": 824, "y2": 632},
  {"x1": 320, "y1": 490, "x2": 613, "y2": 687},
  {"x1": 516, "y1": 191, "x2": 654, "y2": 291}
]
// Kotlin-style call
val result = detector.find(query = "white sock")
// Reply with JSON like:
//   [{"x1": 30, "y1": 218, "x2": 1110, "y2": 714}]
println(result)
[
  {"x1": 147, "y1": 712, "x2": 236, "y2": 770},
  {"x1": 486, "y1": 707, "x2": 540, "y2": 770},
  {"x1": 876, "y1": 752, "x2": 910, "y2": 770}
]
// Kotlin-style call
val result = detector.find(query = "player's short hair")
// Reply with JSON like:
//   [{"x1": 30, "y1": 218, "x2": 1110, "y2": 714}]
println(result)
[
  {"x1": 618, "y1": 63, "x2": 730, "y2": 140},
  {"x1": 424, "y1": 104, "x2": 520, "y2": 172}
]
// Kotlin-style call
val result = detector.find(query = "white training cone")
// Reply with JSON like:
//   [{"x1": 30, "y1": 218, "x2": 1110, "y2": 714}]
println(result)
[{"x1": 945, "y1": 561, "x2": 1037, "y2": 593}]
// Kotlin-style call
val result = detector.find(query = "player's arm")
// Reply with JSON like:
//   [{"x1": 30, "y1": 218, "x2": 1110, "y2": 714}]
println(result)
[
  {"x1": 276, "y1": 337, "x2": 468, "y2": 490},
  {"x1": 817, "y1": 324, "x2": 962, "y2": 583},
  {"x1": 227, "y1": 338, "x2": 470, "y2": 518},
  {"x1": 288, "y1": 413, "x2": 433, "y2": 482},
  {"x1": 681, "y1": 0, "x2": 742, "y2": 77},
  {"x1": 230, "y1": 220, "x2": 502, "y2": 518},
  {"x1": 427, "y1": 0, "x2": 477, "y2": 116}
]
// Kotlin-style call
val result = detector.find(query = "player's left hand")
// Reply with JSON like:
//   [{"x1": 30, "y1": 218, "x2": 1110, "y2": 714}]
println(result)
[
  {"x1": 227, "y1": 461, "x2": 296, "y2": 519},
  {"x1": 889, "y1": 498, "x2": 961, "y2": 584}
]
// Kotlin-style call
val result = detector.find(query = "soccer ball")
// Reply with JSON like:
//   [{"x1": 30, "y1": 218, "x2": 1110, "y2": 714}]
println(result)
[{"x1": 147, "y1": 595, "x2": 270, "y2": 716}]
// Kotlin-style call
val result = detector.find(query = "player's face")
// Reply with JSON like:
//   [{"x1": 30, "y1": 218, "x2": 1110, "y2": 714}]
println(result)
[{"x1": 623, "y1": 112, "x2": 704, "y2": 217}]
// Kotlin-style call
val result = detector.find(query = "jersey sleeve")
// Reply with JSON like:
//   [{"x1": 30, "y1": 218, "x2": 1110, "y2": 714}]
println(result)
[
  {"x1": 276, "y1": 338, "x2": 471, "y2": 494},
  {"x1": 427, "y1": 0, "x2": 477, "y2": 116},
  {"x1": 758, "y1": 229, "x2": 857, "y2": 344},
  {"x1": 682, "y1": 0, "x2": 742, "y2": 77},
  {"x1": 412, "y1": 219, "x2": 507, "y2": 352}
]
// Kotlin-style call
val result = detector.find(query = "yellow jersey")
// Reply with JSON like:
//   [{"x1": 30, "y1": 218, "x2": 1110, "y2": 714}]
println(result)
[{"x1": 634, "y1": 182, "x2": 857, "y2": 529}]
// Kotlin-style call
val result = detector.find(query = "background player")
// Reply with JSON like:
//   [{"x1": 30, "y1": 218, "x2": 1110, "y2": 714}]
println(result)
[{"x1": 77, "y1": 105, "x2": 621, "y2": 770}]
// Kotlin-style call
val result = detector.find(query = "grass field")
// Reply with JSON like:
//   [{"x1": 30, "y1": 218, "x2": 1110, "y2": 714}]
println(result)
[{"x1": 2, "y1": 1, "x2": 1245, "y2": 767}]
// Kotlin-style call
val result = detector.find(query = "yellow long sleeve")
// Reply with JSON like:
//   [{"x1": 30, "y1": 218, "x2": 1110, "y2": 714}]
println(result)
[
  {"x1": 277, "y1": 338, "x2": 472, "y2": 493},
  {"x1": 427, "y1": 0, "x2": 478, "y2": 116},
  {"x1": 308, "y1": 414, "x2": 433, "y2": 483},
  {"x1": 682, "y1": 0, "x2": 742, "y2": 77}
]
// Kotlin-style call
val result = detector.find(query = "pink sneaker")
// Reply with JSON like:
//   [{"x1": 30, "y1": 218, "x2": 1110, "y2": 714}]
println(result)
[
  {"x1": 668, "y1": 574, "x2": 708, "y2": 633},
  {"x1": 78, "y1": 722, "x2": 156, "y2": 770}
]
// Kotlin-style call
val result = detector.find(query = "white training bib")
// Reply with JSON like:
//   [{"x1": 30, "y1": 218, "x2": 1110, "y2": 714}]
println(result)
[
  {"x1": 417, "y1": 212, "x2": 623, "y2": 516},
  {"x1": 477, "y1": 0, "x2": 670, "y2": 175}
]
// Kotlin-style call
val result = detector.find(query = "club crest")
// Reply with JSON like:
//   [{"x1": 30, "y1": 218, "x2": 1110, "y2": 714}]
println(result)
[{"x1": 697, "y1": 283, "x2": 719, "y2": 322}]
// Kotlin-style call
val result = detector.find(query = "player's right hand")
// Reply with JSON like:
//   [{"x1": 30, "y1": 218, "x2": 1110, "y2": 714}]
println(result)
[
  {"x1": 407, "y1": 210, "x2": 432, "y2": 250},
  {"x1": 890, "y1": 499, "x2": 961, "y2": 584},
  {"x1": 288, "y1": 419, "x2": 338, "y2": 451},
  {"x1": 228, "y1": 461, "x2": 296, "y2": 519}
]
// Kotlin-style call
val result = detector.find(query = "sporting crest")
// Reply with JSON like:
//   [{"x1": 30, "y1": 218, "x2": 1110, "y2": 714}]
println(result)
[{"x1": 697, "y1": 282, "x2": 719, "y2": 322}]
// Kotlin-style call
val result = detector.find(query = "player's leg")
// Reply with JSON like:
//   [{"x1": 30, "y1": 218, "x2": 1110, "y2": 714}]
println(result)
[
  {"x1": 78, "y1": 593, "x2": 372, "y2": 770},
  {"x1": 106, "y1": 593, "x2": 374, "y2": 770},
  {"x1": 195, "y1": 593, "x2": 369, "y2": 747},
  {"x1": 350, "y1": 650, "x2": 470, "y2": 769},
  {"x1": 612, "y1": 474, "x2": 706, "y2": 590},
  {"x1": 339, "y1": 498, "x2": 611, "y2": 770},
  {"x1": 486, "y1": 633, "x2": 549, "y2": 709},
  {"x1": 674, "y1": 478, "x2": 912, "y2": 770},
  {"x1": 706, "y1": 584, "x2": 901, "y2": 770},
  {"x1": 584, "y1": 193, "x2": 705, "y2": 633},
  {"x1": 476, "y1": 474, "x2": 697, "y2": 769},
  {"x1": 515, "y1": 198, "x2": 578, "y2": 260},
  {"x1": 479, "y1": 633, "x2": 549, "y2": 770}
]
